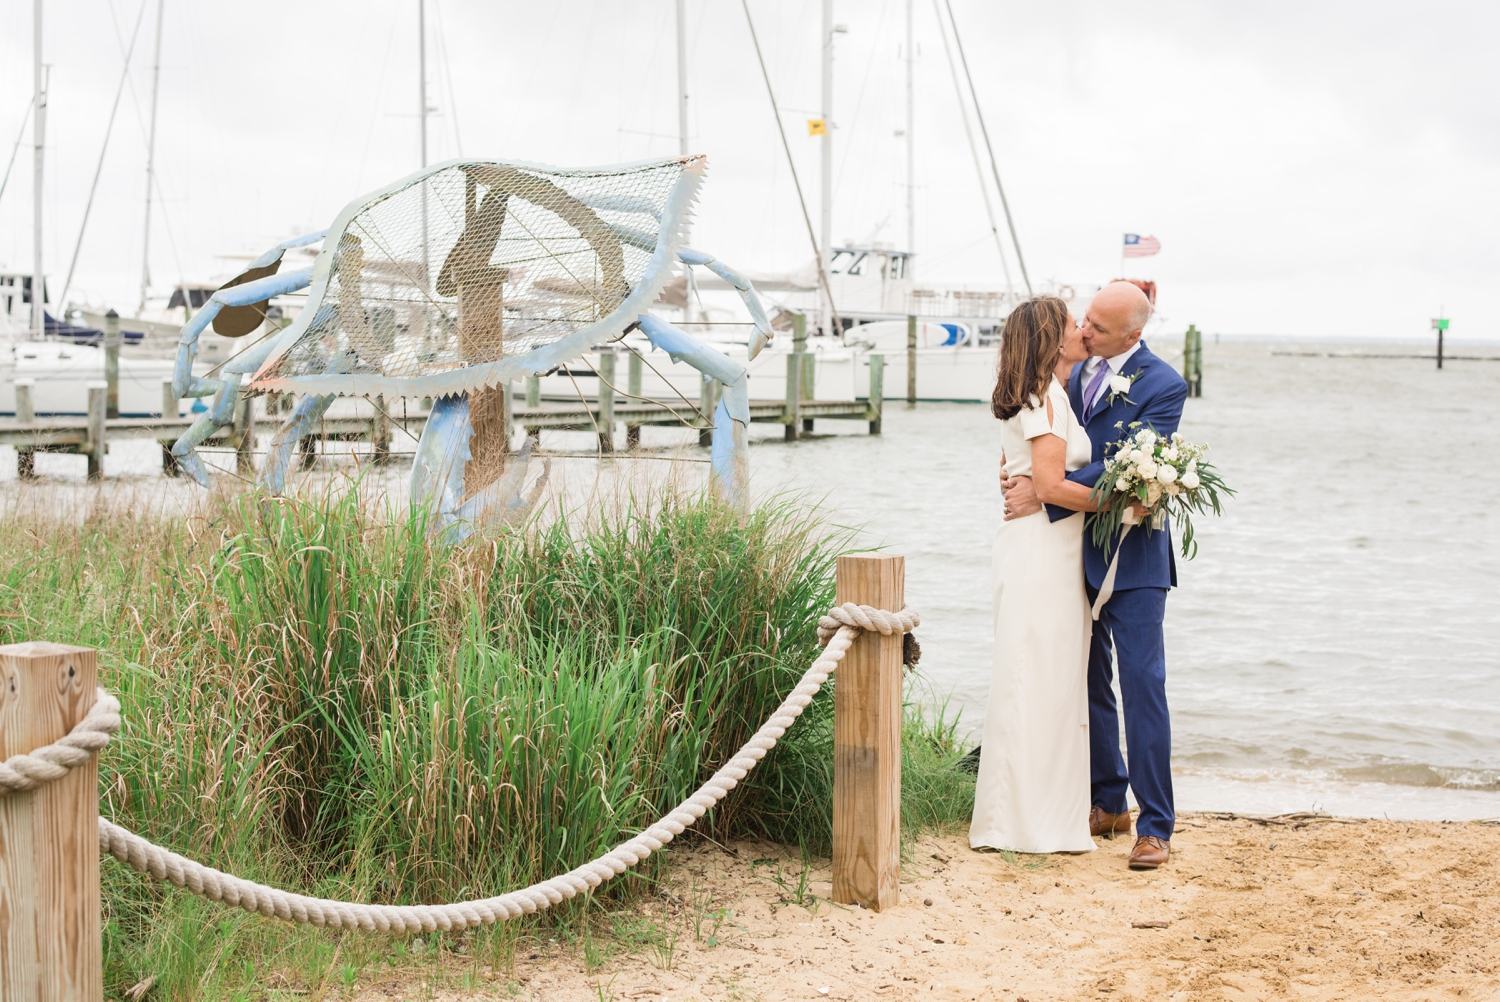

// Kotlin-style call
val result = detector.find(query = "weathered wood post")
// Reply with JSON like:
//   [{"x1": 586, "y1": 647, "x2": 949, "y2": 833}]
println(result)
[
  {"x1": 784, "y1": 349, "x2": 802, "y2": 442},
  {"x1": 372, "y1": 394, "x2": 391, "y2": 465},
  {"x1": 232, "y1": 394, "x2": 255, "y2": 477},
  {"x1": 906, "y1": 314, "x2": 917, "y2": 406},
  {"x1": 832, "y1": 553, "x2": 904, "y2": 912},
  {"x1": 14, "y1": 379, "x2": 36, "y2": 481},
  {"x1": 524, "y1": 373, "x2": 542, "y2": 444},
  {"x1": 85, "y1": 383, "x2": 106, "y2": 482},
  {"x1": 160, "y1": 380, "x2": 181, "y2": 476},
  {"x1": 596, "y1": 351, "x2": 615, "y2": 453},
  {"x1": 626, "y1": 350, "x2": 643, "y2": 448},
  {"x1": 867, "y1": 353, "x2": 884, "y2": 435},
  {"x1": 698, "y1": 376, "x2": 717, "y2": 448},
  {"x1": 103, "y1": 309, "x2": 120, "y2": 419},
  {"x1": 0, "y1": 641, "x2": 103, "y2": 1000},
  {"x1": 1182, "y1": 324, "x2": 1203, "y2": 398},
  {"x1": 798, "y1": 313, "x2": 815, "y2": 434}
]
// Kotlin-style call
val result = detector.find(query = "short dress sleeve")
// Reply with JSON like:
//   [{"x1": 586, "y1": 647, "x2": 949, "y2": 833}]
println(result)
[{"x1": 1017, "y1": 389, "x2": 1067, "y2": 442}]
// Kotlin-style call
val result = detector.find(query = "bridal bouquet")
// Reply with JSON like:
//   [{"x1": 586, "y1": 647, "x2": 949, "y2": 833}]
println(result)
[{"x1": 1088, "y1": 423, "x2": 1231, "y2": 558}]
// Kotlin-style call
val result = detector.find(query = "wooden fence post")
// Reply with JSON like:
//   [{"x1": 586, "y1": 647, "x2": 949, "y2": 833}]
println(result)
[
  {"x1": 0, "y1": 642, "x2": 103, "y2": 1000},
  {"x1": 832, "y1": 553, "x2": 903, "y2": 911}
]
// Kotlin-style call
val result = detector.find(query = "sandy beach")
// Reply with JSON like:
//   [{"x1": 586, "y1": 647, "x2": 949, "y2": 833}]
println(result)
[{"x1": 350, "y1": 814, "x2": 1500, "y2": 1002}]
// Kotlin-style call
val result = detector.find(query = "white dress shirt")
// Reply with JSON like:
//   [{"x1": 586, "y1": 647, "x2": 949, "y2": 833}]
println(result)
[{"x1": 1081, "y1": 340, "x2": 1144, "y2": 413}]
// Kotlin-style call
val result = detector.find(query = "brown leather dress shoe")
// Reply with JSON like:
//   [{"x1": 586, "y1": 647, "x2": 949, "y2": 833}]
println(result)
[
  {"x1": 1089, "y1": 806, "x2": 1132, "y2": 838},
  {"x1": 1128, "y1": 835, "x2": 1170, "y2": 869}
]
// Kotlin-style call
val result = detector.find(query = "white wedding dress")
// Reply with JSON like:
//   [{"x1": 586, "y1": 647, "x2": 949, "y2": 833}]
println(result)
[{"x1": 970, "y1": 375, "x2": 1095, "y2": 854}]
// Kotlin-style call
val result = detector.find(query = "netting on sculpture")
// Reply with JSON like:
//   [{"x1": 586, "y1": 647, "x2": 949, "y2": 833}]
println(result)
[{"x1": 252, "y1": 157, "x2": 702, "y2": 396}]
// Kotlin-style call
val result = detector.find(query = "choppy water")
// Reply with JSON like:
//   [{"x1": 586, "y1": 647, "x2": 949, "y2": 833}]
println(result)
[
  {"x1": 754, "y1": 338, "x2": 1500, "y2": 821},
  {"x1": 5, "y1": 337, "x2": 1498, "y2": 820}
]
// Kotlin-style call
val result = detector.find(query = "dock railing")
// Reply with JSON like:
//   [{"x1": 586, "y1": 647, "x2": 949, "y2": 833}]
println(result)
[{"x1": 0, "y1": 555, "x2": 915, "y2": 991}]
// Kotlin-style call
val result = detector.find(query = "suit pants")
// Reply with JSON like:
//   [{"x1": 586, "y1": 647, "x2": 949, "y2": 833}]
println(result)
[{"x1": 1085, "y1": 585, "x2": 1175, "y2": 841}]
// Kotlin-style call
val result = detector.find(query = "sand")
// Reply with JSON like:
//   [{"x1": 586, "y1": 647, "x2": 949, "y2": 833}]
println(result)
[{"x1": 356, "y1": 814, "x2": 1500, "y2": 1001}]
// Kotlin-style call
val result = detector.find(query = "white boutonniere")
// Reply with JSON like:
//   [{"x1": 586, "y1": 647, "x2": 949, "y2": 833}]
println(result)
[{"x1": 1105, "y1": 370, "x2": 1138, "y2": 406}]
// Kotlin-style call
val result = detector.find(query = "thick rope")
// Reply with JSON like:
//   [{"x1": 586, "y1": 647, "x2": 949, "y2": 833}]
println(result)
[
  {"x1": 0, "y1": 688, "x2": 120, "y2": 794},
  {"x1": 9, "y1": 606, "x2": 916, "y2": 933},
  {"x1": 816, "y1": 601, "x2": 920, "y2": 646}
]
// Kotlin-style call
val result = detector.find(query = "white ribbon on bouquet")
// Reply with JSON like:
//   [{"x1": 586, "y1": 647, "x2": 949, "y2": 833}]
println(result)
[{"x1": 1091, "y1": 507, "x2": 1164, "y2": 621}]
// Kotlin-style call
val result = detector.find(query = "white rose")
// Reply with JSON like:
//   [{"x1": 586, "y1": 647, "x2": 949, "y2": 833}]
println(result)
[
  {"x1": 1162, "y1": 446, "x2": 1179, "y2": 462},
  {"x1": 1180, "y1": 470, "x2": 1201, "y2": 490},
  {"x1": 1166, "y1": 483, "x2": 1181, "y2": 496},
  {"x1": 1128, "y1": 448, "x2": 1144, "y2": 464},
  {"x1": 1136, "y1": 460, "x2": 1158, "y2": 479},
  {"x1": 1186, "y1": 458, "x2": 1198, "y2": 474},
  {"x1": 1109, "y1": 374, "x2": 1132, "y2": 395},
  {"x1": 1115, "y1": 477, "x2": 1131, "y2": 491},
  {"x1": 1136, "y1": 429, "x2": 1157, "y2": 447},
  {"x1": 1156, "y1": 465, "x2": 1177, "y2": 484}
]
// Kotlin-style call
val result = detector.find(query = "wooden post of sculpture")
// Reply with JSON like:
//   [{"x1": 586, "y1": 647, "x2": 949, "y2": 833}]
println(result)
[
  {"x1": 459, "y1": 279, "x2": 508, "y2": 493},
  {"x1": 832, "y1": 553, "x2": 904, "y2": 912},
  {"x1": 0, "y1": 642, "x2": 103, "y2": 1000}
]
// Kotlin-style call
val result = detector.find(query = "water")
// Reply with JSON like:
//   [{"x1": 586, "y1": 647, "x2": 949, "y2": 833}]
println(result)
[
  {"x1": 753, "y1": 338, "x2": 1500, "y2": 821},
  {"x1": 6, "y1": 337, "x2": 1498, "y2": 820}
]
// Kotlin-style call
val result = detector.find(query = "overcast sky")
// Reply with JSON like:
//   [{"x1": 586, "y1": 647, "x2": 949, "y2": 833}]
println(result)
[{"x1": 1, "y1": 0, "x2": 1495, "y2": 339}]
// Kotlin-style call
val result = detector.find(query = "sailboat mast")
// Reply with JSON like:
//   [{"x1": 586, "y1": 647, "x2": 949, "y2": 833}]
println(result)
[
  {"x1": 32, "y1": 0, "x2": 46, "y2": 336},
  {"x1": 676, "y1": 0, "x2": 689, "y2": 157},
  {"x1": 819, "y1": 0, "x2": 834, "y2": 336},
  {"x1": 138, "y1": 0, "x2": 165, "y2": 316},
  {"x1": 904, "y1": 0, "x2": 915, "y2": 279},
  {"x1": 418, "y1": 0, "x2": 428, "y2": 169}
]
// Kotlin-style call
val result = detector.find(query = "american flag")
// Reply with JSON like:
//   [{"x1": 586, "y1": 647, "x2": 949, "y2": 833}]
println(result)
[{"x1": 1123, "y1": 233, "x2": 1161, "y2": 258}]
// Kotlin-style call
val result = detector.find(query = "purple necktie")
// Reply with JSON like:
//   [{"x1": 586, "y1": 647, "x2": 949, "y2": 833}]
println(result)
[{"x1": 1081, "y1": 364, "x2": 1109, "y2": 423}]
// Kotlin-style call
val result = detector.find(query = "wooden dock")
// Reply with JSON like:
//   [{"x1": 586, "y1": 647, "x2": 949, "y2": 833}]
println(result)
[{"x1": 0, "y1": 388, "x2": 881, "y2": 479}]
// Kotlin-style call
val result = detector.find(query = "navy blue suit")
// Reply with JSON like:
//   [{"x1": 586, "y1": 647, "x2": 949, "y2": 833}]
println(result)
[{"x1": 1045, "y1": 341, "x2": 1188, "y2": 841}]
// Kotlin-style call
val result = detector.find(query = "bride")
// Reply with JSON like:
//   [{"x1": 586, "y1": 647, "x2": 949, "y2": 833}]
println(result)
[{"x1": 970, "y1": 295, "x2": 1101, "y2": 854}]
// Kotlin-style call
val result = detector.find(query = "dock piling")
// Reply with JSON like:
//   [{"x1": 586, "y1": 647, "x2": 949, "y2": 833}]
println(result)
[
  {"x1": 832, "y1": 554, "x2": 904, "y2": 912},
  {"x1": 0, "y1": 641, "x2": 104, "y2": 1001},
  {"x1": 372, "y1": 395, "x2": 391, "y2": 464},
  {"x1": 160, "y1": 379, "x2": 180, "y2": 476},
  {"x1": 232, "y1": 395, "x2": 255, "y2": 476},
  {"x1": 784, "y1": 351, "x2": 802, "y2": 441},
  {"x1": 698, "y1": 375, "x2": 717, "y2": 447},
  {"x1": 626, "y1": 351, "x2": 643, "y2": 448},
  {"x1": 85, "y1": 383, "x2": 106, "y2": 482},
  {"x1": 15, "y1": 379, "x2": 35, "y2": 423},
  {"x1": 867, "y1": 354, "x2": 884, "y2": 434},
  {"x1": 103, "y1": 309, "x2": 120, "y2": 419},
  {"x1": 906, "y1": 315, "x2": 917, "y2": 406},
  {"x1": 597, "y1": 351, "x2": 616, "y2": 453},
  {"x1": 1183, "y1": 325, "x2": 1203, "y2": 398},
  {"x1": 15, "y1": 379, "x2": 35, "y2": 480}
]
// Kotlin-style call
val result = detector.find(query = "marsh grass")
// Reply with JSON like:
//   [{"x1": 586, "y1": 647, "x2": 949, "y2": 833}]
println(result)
[{"x1": 0, "y1": 483, "x2": 974, "y2": 999}]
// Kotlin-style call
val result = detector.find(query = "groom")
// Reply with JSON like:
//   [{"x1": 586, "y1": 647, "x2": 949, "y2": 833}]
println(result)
[{"x1": 1002, "y1": 281, "x2": 1188, "y2": 870}]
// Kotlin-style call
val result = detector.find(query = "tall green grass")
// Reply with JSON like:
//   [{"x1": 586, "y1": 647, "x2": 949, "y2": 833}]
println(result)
[{"x1": 0, "y1": 485, "x2": 974, "y2": 999}]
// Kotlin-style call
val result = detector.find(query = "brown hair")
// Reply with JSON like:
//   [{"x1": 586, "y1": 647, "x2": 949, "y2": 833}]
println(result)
[{"x1": 991, "y1": 295, "x2": 1069, "y2": 420}]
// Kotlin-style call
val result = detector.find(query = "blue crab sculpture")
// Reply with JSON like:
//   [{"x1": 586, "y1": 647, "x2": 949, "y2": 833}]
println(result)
[{"x1": 168, "y1": 156, "x2": 771, "y2": 533}]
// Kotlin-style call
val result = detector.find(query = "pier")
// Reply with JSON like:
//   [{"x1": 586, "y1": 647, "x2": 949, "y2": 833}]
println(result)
[{"x1": 0, "y1": 374, "x2": 883, "y2": 480}]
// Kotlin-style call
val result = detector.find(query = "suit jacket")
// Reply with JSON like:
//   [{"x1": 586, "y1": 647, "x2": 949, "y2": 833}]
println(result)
[{"x1": 1045, "y1": 341, "x2": 1189, "y2": 591}]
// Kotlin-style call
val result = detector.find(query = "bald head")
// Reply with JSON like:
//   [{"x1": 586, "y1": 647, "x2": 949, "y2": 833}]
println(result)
[{"x1": 1081, "y1": 281, "x2": 1152, "y2": 358}]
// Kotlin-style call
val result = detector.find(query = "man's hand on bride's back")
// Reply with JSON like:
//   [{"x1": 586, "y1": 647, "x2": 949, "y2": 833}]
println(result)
[{"x1": 1002, "y1": 474, "x2": 1042, "y2": 520}]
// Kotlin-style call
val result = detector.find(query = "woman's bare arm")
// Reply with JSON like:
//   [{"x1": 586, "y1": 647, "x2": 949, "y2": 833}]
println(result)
[
  {"x1": 1032, "y1": 433, "x2": 1102, "y2": 512},
  {"x1": 1030, "y1": 398, "x2": 1103, "y2": 513}
]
